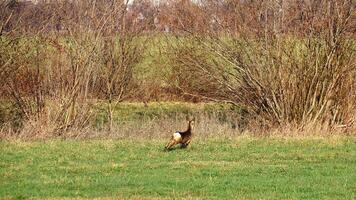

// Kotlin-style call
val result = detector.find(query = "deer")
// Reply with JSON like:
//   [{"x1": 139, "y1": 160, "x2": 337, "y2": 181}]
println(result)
[{"x1": 165, "y1": 116, "x2": 195, "y2": 150}]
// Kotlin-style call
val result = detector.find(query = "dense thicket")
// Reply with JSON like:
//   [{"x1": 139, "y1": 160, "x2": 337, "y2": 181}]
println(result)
[
  {"x1": 0, "y1": 0, "x2": 355, "y2": 136},
  {"x1": 169, "y1": 0, "x2": 356, "y2": 130}
]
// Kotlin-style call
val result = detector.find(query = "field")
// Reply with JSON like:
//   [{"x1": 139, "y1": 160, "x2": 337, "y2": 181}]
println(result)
[{"x1": 1, "y1": 137, "x2": 355, "y2": 199}]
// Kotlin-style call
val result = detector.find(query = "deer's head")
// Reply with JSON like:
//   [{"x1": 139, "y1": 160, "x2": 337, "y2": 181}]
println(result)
[{"x1": 186, "y1": 116, "x2": 195, "y2": 130}]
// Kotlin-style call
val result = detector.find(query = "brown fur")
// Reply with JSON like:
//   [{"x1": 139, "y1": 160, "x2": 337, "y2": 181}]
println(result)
[{"x1": 165, "y1": 117, "x2": 195, "y2": 150}]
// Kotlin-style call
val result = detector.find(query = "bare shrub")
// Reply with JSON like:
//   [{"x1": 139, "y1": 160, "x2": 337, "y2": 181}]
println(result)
[
  {"x1": 168, "y1": 0, "x2": 356, "y2": 133},
  {"x1": 0, "y1": 0, "x2": 147, "y2": 137},
  {"x1": 93, "y1": 1, "x2": 146, "y2": 132},
  {"x1": 1, "y1": 0, "x2": 355, "y2": 138}
]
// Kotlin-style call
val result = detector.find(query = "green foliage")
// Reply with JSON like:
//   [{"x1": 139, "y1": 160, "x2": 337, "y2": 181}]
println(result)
[
  {"x1": 1, "y1": 138, "x2": 355, "y2": 199},
  {"x1": 93, "y1": 102, "x2": 242, "y2": 127}
]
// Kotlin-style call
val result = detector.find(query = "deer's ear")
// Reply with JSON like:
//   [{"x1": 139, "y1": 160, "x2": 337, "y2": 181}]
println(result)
[
  {"x1": 186, "y1": 115, "x2": 191, "y2": 121},
  {"x1": 186, "y1": 116, "x2": 195, "y2": 122}
]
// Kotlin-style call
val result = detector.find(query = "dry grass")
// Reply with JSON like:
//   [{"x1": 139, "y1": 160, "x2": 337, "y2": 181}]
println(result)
[{"x1": 1, "y1": 108, "x2": 354, "y2": 140}]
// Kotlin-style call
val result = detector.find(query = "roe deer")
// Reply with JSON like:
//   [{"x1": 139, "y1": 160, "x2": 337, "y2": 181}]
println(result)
[{"x1": 165, "y1": 117, "x2": 195, "y2": 150}]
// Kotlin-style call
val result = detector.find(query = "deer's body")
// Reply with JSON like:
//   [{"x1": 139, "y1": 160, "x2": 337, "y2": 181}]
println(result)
[{"x1": 165, "y1": 118, "x2": 195, "y2": 150}]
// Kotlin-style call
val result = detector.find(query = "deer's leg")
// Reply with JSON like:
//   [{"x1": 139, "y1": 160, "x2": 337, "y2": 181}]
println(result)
[
  {"x1": 165, "y1": 139, "x2": 177, "y2": 149},
  {"x1": 165, "y1": 140, "x2": 172, "y2": 149},
  {"x1": 181, "y1": 139, "x2": 191, "y2": 148},
  {"x1": 186, "y1": 139, "x2": 191, "y2": 146},
  {"x1": 165, "y1": 136, "x2": 174, "y2": 148}
]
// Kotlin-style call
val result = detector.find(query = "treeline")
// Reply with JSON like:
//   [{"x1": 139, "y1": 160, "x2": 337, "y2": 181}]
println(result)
[
  {"x1": 0, "y1": 0, "x2": 355, "y2": 136},
  {"x1": 2, "y1": 0, "x2": 355, "y2": 35}
]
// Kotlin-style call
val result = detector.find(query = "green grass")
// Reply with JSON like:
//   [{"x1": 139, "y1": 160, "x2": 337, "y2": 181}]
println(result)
[
  {"x1": 1, "y1": 137, "x2": 355, "y2": 199},
  {"x1": 94, "y1": 102, "x2": 242, "y2": 127},
  {"x1": 0, "y1": 101, "x2": 243, "y2": 131}
]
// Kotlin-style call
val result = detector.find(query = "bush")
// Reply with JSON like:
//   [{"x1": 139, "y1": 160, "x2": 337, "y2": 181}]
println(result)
[{"x1": 168, "y1": 1, "x2": 356, "y2": 132}]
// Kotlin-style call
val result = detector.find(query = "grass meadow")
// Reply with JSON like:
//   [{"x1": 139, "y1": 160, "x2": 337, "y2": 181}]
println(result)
[
  {"x1": 1, "y1": 2, "x2": 355, "y2": 199},
  {"x1": 1, "y1": 137, "x2": 355, "y2": 199}
]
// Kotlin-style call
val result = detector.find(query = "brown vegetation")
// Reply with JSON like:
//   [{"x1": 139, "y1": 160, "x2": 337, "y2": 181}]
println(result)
[
  {"x1": 0, "y1": 0, "x2": 355, "y2": 138},
  {"x1": 167, "y1": 0, "x2": 356, "y2": 134}
]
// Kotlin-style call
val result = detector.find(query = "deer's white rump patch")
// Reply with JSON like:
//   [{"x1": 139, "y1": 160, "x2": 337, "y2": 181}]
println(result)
[{"x1": 173, "y1": 132, "x2": 182, "y2": 142}]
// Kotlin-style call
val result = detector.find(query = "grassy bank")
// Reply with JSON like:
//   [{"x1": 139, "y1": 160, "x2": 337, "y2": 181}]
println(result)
[
  {"x1": 1, "y1": 102, "x2": 244, "y2": 139},
  {"x1": 1, "y1": 137, "x2": 355, "y2": 199},
  {"x1": 94, "y1": 102, "x2": 242, "y2": 125}
]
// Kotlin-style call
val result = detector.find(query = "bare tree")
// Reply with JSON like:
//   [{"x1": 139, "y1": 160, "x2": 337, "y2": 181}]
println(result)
[{"x1": 96, "y1": 0, "x2": 145, "y2": 131}]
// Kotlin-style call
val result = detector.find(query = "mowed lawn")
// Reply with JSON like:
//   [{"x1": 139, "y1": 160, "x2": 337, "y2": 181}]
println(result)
[{"x1": 1, "y1": 137, "x2": 355, "y2": 199}]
